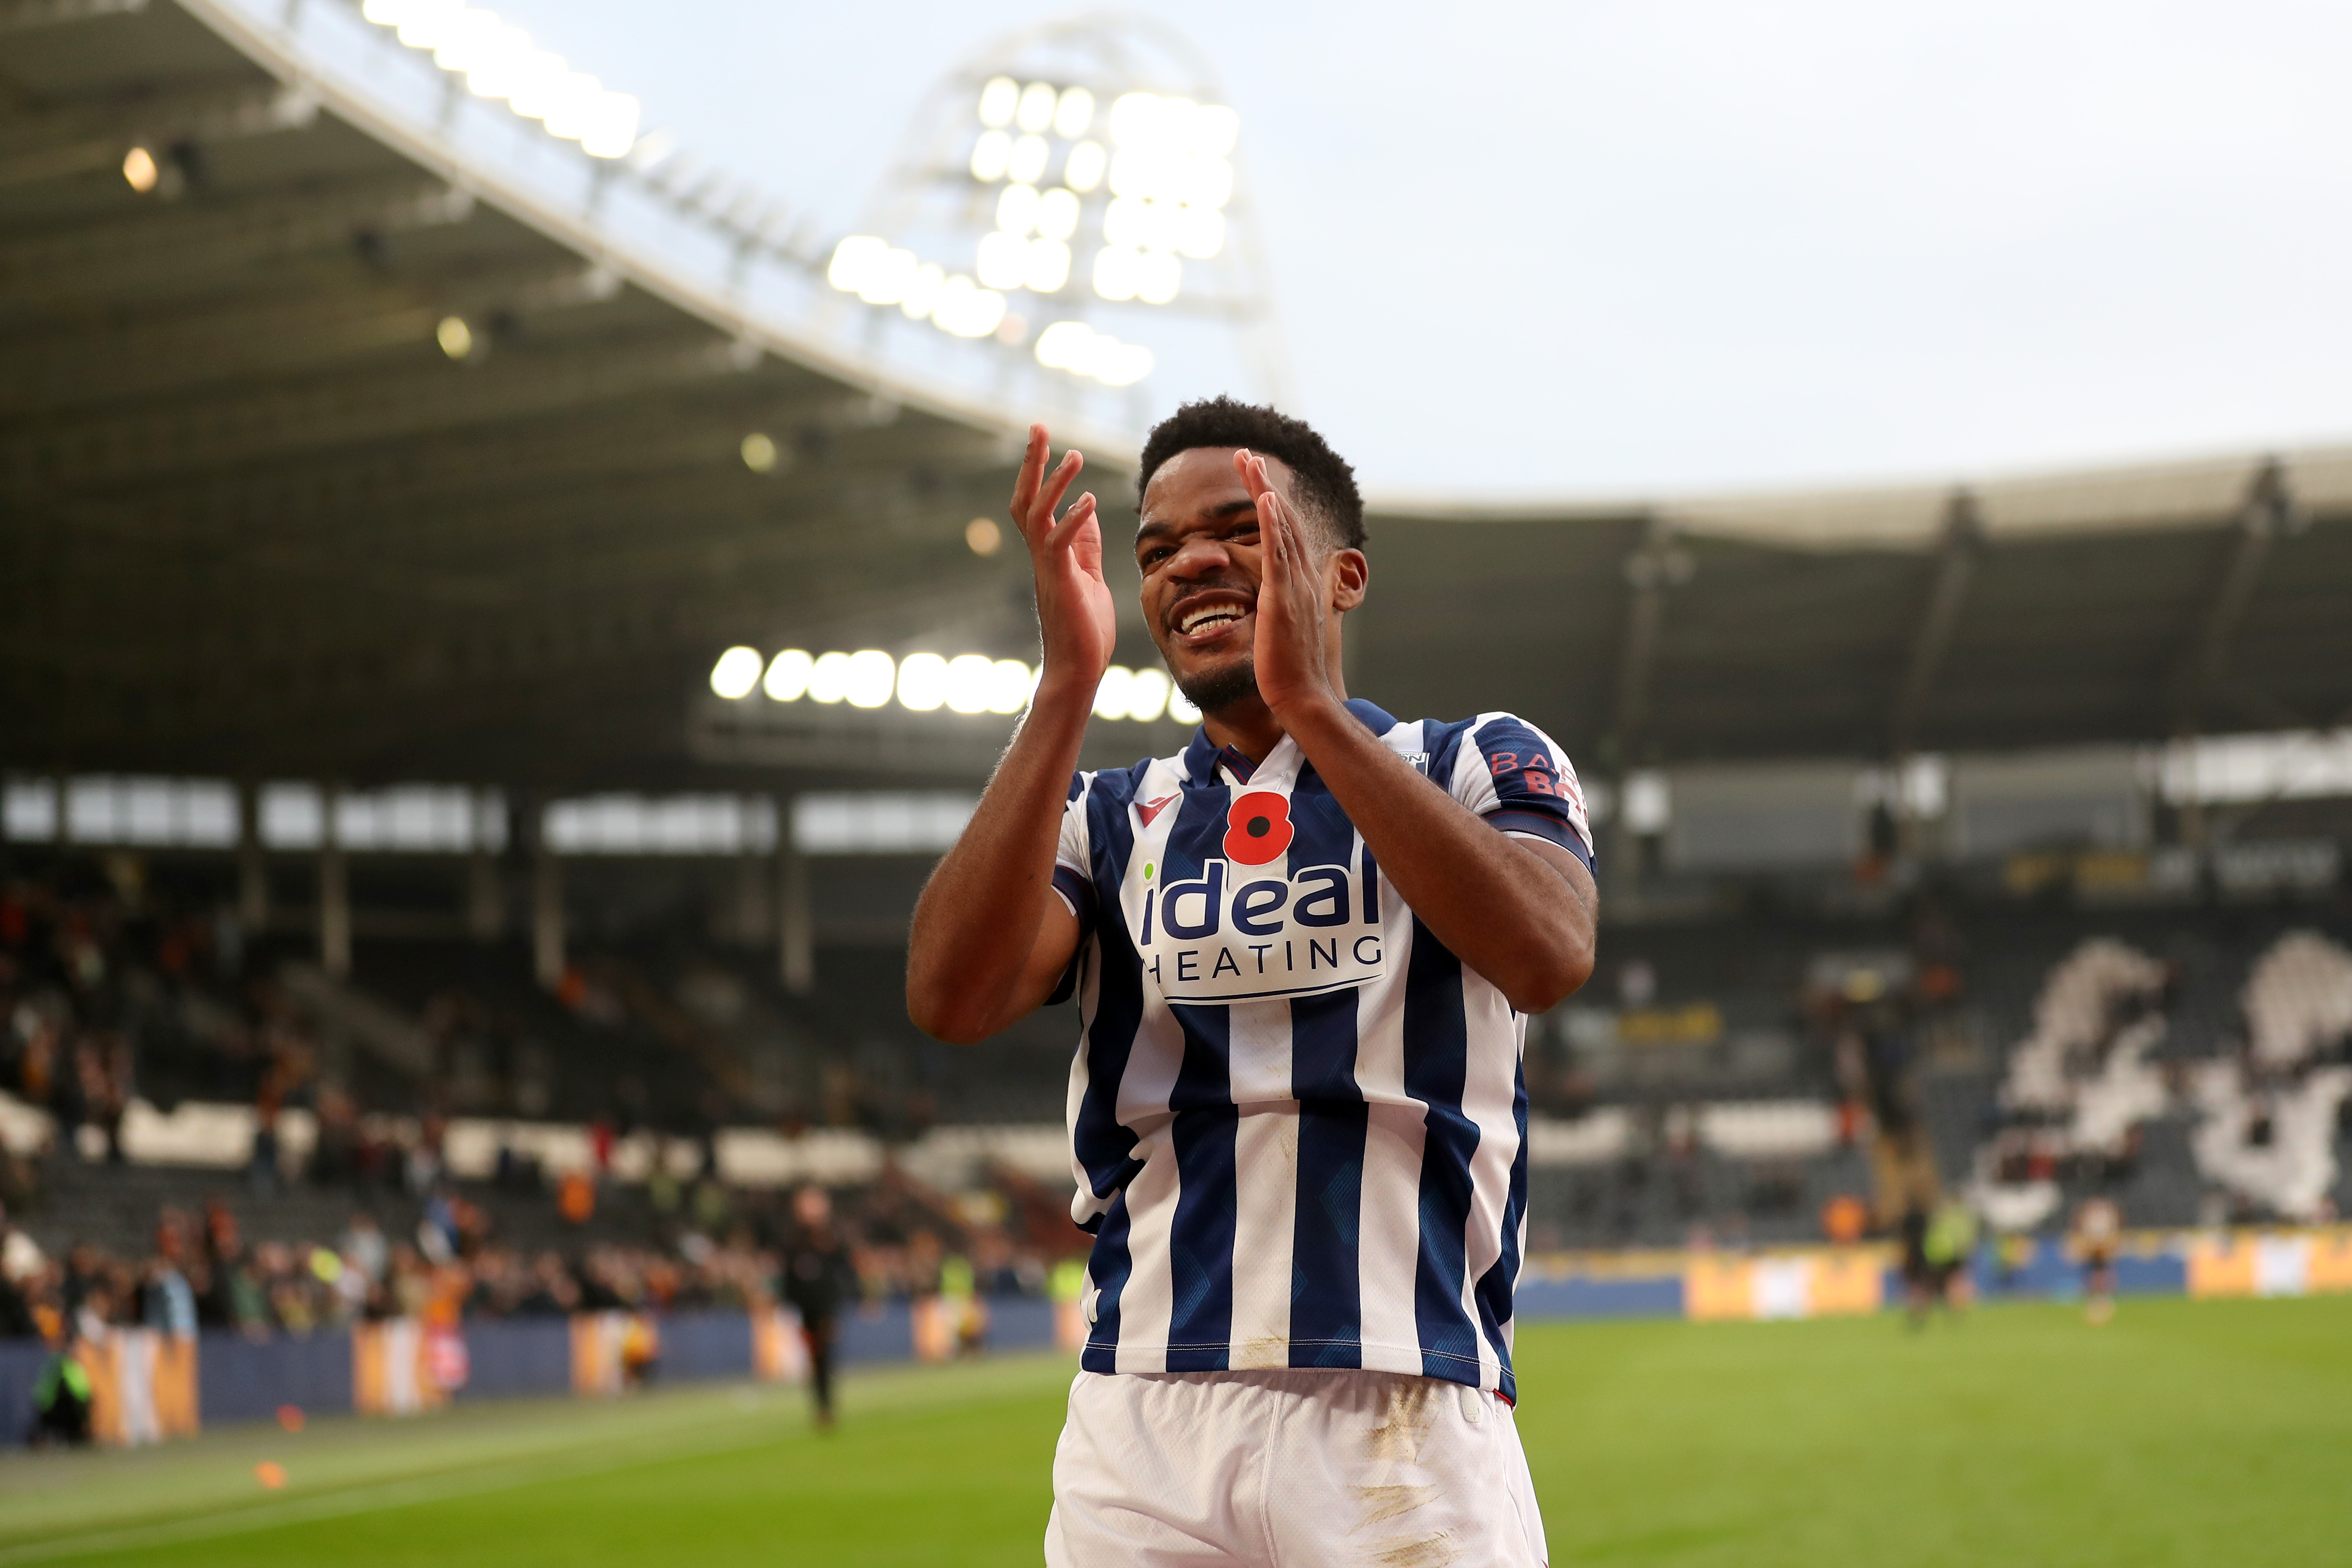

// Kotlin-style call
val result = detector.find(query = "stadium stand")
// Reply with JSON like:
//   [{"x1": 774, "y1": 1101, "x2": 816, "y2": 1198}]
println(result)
[{"x1": 5, "y1": 0, "x2": 2352, "y2": 1452}]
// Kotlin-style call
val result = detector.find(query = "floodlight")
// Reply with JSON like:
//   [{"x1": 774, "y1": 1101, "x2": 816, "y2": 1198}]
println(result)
[
  {"x1": 933, "y1": 276, "x2": 1006, "y2": 337},
  {"x1": 996, "y1": 183, "x2": 1042, "y2": 236},
  {"x1": 1024, "y1": 237, "x2": 1072, "y2": 293},
  {"x1": 393, "y1": 0, "x2": 461, "y2": 49},
  {"x1": 436, "y1": 315, "x2": 474, "y2": 358},
  {"x1": 763, "y1": 648, "x2": 814, "y2": 701},
  {"x1": 580, "y1": 93, "x2": 640, "y2": 159},
  {"x1": 1126, "y1": 668, "x2": 1171, "y2": 723},
  {"x1": 1103, "y1": 197, "x2": 1145, "y2": 249},
  {"x1": 1036, "y1": 187, "x2": 1080, "y2": 241},
  {"x1": 1177, "y1": 154, "x2": 1233, "y2": 209},
  {"x1": 896, "y1": 653, "x2": 949, "y2": 712},
  {"x1": 1091, "y1": 246, "x2": 1140, "y2": 301},
  {"x1": 1193, "y1": 105, "x2": 1240, "y2": 156},
  {"x1": 1035, "y1": 320, "x2": 1096, "y2": 371},
  {"x1": 808, "y1": 651, "x2": 852, "y2": 704},
  {"x1": 1054, "y1": 86, "x2": 1095, "y2": 138},
  {"x1": 1177, "y1": 206, "x2": 1225, "y2": 260},
  {"x1": 844, "y1": 650, "x2": 896, "y2": 708},
  {"x1": 1107, "y1": 147, "x2": 1157, "y2": 199},
  {"x1": 536, "y1": 71, "x2": 600, "y2": 138},
  {"x1": 740, "y1": 432, "x2": 778, "y2": 472},
  {"x1": 1136, "y1": 251, "x2": 1181, "y2": 305},
  {"x1": 855, "y1": 247, "x2": 918, "y2": 305},
  {"x1": 969, "y1": 129, "x2": 1012, "y2": 182},
  {"x1": 901, "y1": 262, "x2": 946, "y2": 320},
  {"x1": 1109, "y1": 92, "x2": 1159, "y2": 146},
  {"x1": 430, "y1": 9, "x2": 502, "y2": 73},
  {"x1": 987, "y1": 659, "x2": 1033, "y2": 714},
  {"x1": 964, "y1": 517, "x2": 1003, "y2": 556},
  {"x1": 1169, "y1": 686, "x2": 1202, "y2": 723},
  {"x1": 505, "y1": 52, "x2": 572, "y2": 117},
  {"x1": 1140, "y1": 199, "x2": 1181, "y2": 253},
  {"x1": 121, "y1": 145, "x2": 158, "y2": 192},
  {"x1": 1094, "y1": 666, "x2": 1135, "y2": 721},
  {"x1": 828, "y1": 236, "x2": 887, "y2": 292},
  {"x1": 1008, "y1": 134, "x2": 1050, "y2": 185},
  {"x1": 944, "y1": 654, "x2": 996, "y2": 713},
  {"x1": 976, "y1": 231, "x2": 1029, "y2": 291},
  {"x1": 977, "y1": 75, "x2": 1020, "y2": 127},
  {"x1": 1016, "y1": 81, "x2": 1058, "y2": 134},
  {"x1": 709, "y1": 646, "x2": 763, "y2": 699},
  {"x1": 1095, "y1": 342, "x2": 1154, "y2": 387},
  {"x1": 1064, "y1": 139, "x2": 1107, "y2": 192}
]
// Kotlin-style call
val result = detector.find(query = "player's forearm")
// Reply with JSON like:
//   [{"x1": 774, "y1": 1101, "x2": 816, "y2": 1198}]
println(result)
[
  {"x1": 906, "y1": 673, "x2": 1092, "y2": 1041},
  {"x1": 1283, "y1": 699, "x2": 1596, "y2": 1012}
]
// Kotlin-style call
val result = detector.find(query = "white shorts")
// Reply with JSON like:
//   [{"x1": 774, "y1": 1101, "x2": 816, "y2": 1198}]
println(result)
[{"x1": 1045, "y1": 1369, "x2": 1549, "y2": 1568}]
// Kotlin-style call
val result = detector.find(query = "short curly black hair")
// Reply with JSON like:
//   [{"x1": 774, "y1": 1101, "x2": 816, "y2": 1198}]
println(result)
[{"x1": 1136, "y1": 396, "x2": 1366, "y2": 550}]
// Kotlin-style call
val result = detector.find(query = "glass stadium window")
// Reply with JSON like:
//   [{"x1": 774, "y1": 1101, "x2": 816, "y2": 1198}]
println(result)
[
  {"x1": 334, "y1": 787, "x2": 487, "y2": 851},
  {"x1": 260, "y1": 784, "x2": 324, "y2": 849},
  {"x1": 793, "y1": 792, "x2": 977, "y2": 854},
  {"x1": 1, "y1": 779, "x2": 59, "y2": 841},
  {"x1": 544, "y1": 795, "x2": 778, "y2": 856},
  {"x1": 53, "y1": 778, "x2": 238, "y2": 848}
]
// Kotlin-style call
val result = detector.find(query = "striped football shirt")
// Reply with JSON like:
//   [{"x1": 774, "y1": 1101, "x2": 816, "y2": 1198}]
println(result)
[{"x1": 1049, "y1": 698, "x2": 1594, "y2": 1399}]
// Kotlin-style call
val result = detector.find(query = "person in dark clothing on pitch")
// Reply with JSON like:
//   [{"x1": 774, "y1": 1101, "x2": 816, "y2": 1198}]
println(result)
[{"x1": 779, "y1": 1184, "x2": 858, "y2": 1430}]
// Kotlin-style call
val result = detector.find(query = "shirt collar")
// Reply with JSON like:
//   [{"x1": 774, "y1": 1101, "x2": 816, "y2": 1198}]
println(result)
[{"x1": 1179, "y1": 697, "x2": 1396, "y2": 785}]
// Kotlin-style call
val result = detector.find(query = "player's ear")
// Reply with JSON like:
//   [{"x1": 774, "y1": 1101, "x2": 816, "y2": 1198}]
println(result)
[{"x1": 1329, "y1": 546, "x2": 1368, "y2": 613}]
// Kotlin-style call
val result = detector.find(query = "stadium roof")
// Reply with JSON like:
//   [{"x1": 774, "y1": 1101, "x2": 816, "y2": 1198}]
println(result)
[{"x1": 7, "y1": 0, "x2": 2352, "y2": 796}]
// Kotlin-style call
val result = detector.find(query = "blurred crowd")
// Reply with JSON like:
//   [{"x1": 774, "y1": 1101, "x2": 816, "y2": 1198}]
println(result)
[{"x1": 0, "y1": 1147, "x2": 1089, "y2": 1346}]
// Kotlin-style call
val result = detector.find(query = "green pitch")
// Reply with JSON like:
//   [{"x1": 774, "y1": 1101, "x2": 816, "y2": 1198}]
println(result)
[{"x1": 3, "y1": 1295, "x2": 2348, "y2": 1567}]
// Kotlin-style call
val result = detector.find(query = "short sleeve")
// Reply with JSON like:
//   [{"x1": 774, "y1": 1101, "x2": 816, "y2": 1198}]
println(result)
[
  {"x1": 1051, "y1": 771, "x2": 1096, "y2": 929},
  {"x1": 1451, "y1": 714, "x2": 1596, "y2": 873}
]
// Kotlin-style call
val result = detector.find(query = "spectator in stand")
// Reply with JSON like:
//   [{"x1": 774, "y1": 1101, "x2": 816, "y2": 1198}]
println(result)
[{"x1": 780, "y1": 1184, "x2": 856, "y2": 1432}]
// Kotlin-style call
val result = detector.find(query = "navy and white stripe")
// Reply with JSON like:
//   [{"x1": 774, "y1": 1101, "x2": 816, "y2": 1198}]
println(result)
[{"x1": 1050, "y1": 699, "x2": 1591, "y2": 1400}]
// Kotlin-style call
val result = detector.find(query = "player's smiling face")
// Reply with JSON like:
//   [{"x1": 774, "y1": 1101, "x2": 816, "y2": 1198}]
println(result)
[{"x1": 1135, "y1": 446, "x2": 1295, "y2": 707}]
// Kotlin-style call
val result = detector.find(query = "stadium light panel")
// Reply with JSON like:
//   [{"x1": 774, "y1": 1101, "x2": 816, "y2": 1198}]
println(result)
[
  {"x1": 828, "y1": 236, "x2": 886, "y2": 292},
  {"x1": 436, "y1": 315, "x2": 474, "y2": 358},
  {"x1": 1023, "y1": 238, "x2": 1072, "y2": 293},
  {"x1": 996, "y1": 183, "x2": 1042, "y2": 236},
  {"x1": 844, "y1": 651, "x2": 896, "y2": 709},
  {"x1": 1094, "y1": 341, "x2": 1154, "y2": 387},
  {"x1": 1016, "y1": 81, "x2": 1058, "y2": 134},
  {"x1": 1140, "y1": 199, "x2": 1181, "y2": 252},
  {"x1": 1064, "y1": 139, "x2": 1107, "y2": 193},
  {"x1": 1054, "y1": 86, "x2": 1096, "y2": 139},
  {"x1": 1035, "y1": 187, "x2": 1080, "y2": 241},
  {"x1": 1135, "y1": 251, "x2": 1181, "y2": 305},
  {"x1": 931, "y1": 275, "x2": 1006, "y2": 338},
  {"x1": 1091, "y1": 246, "x2": 1140, "y2": 301},
  {"x1": 855, "y1": 247, "x2": 919, "y2": 306},
  {"x1": 1008, "y1": 134, "x2": 1050, "y2": 185},
  {"x1": 808, "y1": 652, "x2": 852, "y2": 704},
  {"x1": 739, "y1": 432, "x2": 778, "y2": 472},
  {"x1": 944, "y1": 654, "x2": 996, "y2": 714},
  {"x1": 763, "y1": 648, "x2": 814, "y2": 701},
  {"x1": 969, "y1": 129, "x2": 1012, "y2": 182},
  {"x1": 901, "y1": 262, "x2": 946, "y2": 320},
  {"x1": 1125, "y1": 668, "x2": 1171, "y2": 723},
  {"x1": 977, "y1": 75, "x2": 1020, "y2": 128},
  {"x1": 1177, "y1": 206, "x2": 1225, "y2": 260},
  {"x1": 709, "y1": 646, "x2": 763, "y2": 699},
  {"x1": 1094, "y1": 666, "x2": 1136, "y2": 721},
  {"x1": 976, "y1": 231, "x2": 1029, "y2": 291},
  {"x1": 896, "y1": 653, "x2": 949, "y2": 712},
  {"x1": 1169, "y1": 686, "x2": 1202, "y2": 724},
  {"x1": 121, "y1": 145, "x2": 158, "y2": 192},
  {"x1": 964, "y1": 517, "x2": 1003, "y2": 556},
  {"x1": 1103, "y1": 197, "x2": 1144, "y2": 249},
  {"x1": 988, "y1": 659, "x2": 1034, "y2": 715}
]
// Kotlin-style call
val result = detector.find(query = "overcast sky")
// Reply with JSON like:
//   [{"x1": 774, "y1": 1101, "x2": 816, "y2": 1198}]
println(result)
[{"x1": 490, "y1": 0, "x2": 2352, "y2": 498}]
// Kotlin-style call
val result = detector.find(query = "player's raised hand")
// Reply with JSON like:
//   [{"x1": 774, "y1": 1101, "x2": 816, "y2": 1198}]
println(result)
[
  {"x1": 1011, "y1": 423, "x2": 1117, "y2": 689},
  {"x1": 1235, "y1": 449, "x2": 1340, "y2": 720}
]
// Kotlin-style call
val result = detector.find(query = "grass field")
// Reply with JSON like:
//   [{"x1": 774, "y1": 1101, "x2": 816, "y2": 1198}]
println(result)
[{"x1": 2, "y1": 1295, "x2": 2348, "y2": 1567}]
